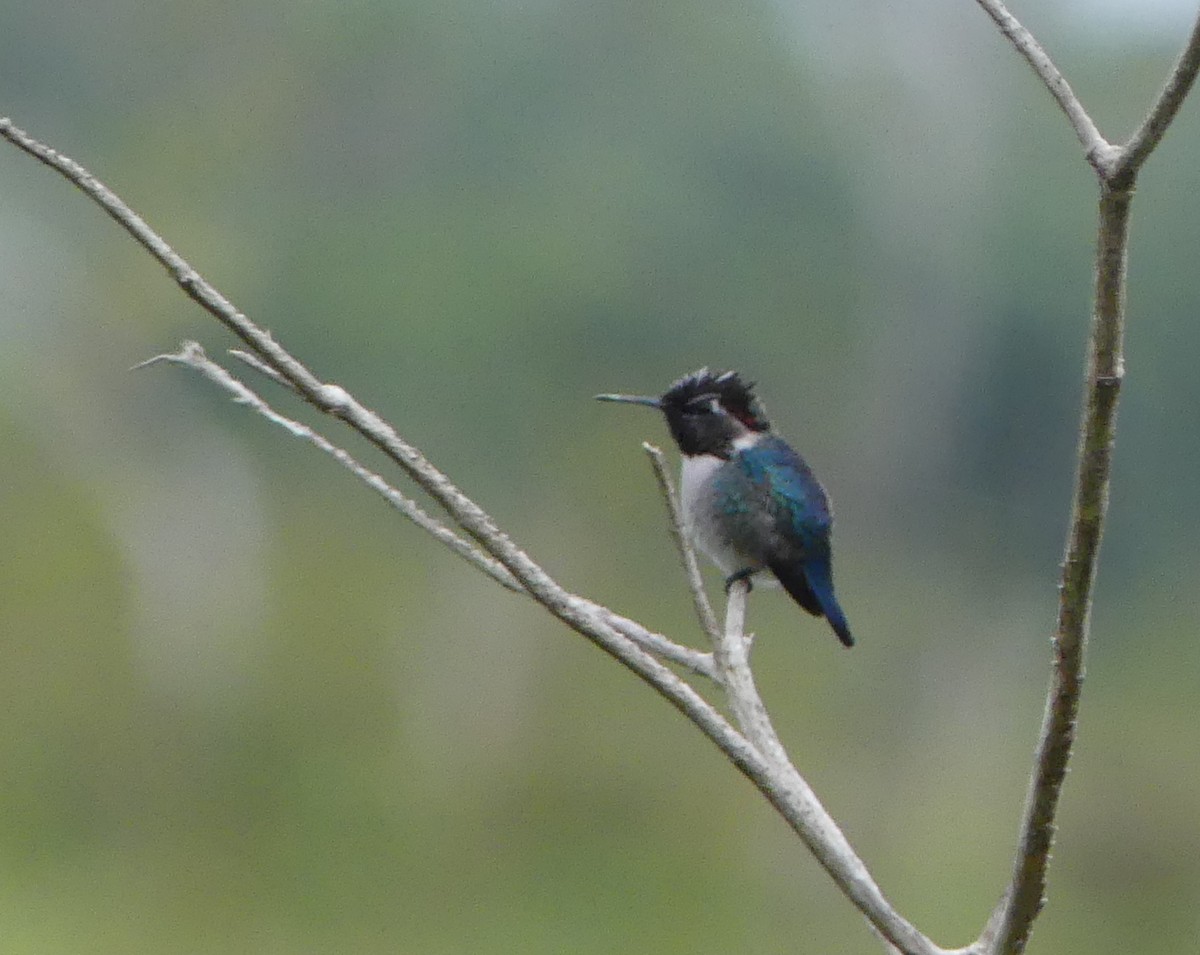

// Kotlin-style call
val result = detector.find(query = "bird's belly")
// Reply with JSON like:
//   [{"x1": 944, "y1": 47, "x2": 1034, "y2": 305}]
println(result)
[{"x1": 680, "y1": 456, "x2": 767, "y2": 577}]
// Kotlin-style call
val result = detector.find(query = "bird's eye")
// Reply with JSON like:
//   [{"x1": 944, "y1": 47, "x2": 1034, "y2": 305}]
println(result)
[{"x1": 685, "y1": 395, "x2": 721, "y2": 415}]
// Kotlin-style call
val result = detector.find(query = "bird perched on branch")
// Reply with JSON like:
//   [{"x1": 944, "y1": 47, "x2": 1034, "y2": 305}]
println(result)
[{"x1": 597, "y1": 368, "x2": 853, "y2": 647}]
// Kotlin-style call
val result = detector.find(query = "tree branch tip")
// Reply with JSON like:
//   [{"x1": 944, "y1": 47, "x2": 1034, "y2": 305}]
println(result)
[
  {"x1": 130, "y1": 353, "x2": 174, "y2": 372},
  {"x1": 230, "y1": 348, "x2": 292, "y2": 388},
  {"x1": 131, "y1": 340, "x2": 206, "y2": 371},
  {"x1": 642, "y1": 442, "x2": 669, "y2": 469}
]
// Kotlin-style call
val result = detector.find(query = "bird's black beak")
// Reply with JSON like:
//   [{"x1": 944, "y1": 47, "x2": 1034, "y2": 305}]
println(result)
[{"x1": 595, "y1": 393, "x2": 661, "y2": 409}]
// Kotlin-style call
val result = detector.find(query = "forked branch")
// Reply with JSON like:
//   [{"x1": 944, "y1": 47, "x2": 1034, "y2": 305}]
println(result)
[
  {"x1": 973, "y1": 0, "x2": 1116, "y2": 172},
  {"x1": 972, "y1": 3, "x2": 1200, "y2": 954}
]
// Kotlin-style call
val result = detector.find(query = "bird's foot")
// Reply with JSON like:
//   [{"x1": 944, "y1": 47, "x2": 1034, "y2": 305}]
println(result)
[{"x1": 724, "y1": 568, "x2": 755, "y2": 595}]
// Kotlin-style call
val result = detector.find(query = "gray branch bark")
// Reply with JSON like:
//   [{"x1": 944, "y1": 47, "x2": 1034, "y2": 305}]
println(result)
[
  {"x1": 973, "y1": 4, "x2": 1200, "y2": 954},
  {"x1": 3, "y1": 6, "x2": 1198, "y2": 951}
]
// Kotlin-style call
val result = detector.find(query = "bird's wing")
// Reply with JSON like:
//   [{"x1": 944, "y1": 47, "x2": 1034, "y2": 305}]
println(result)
[{"x1": 735, "y1": 436, "x2": 832, "y2": 552}]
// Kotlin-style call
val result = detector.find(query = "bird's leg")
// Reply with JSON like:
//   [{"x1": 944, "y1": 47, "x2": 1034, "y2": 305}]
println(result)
[{"x1": 724, "y1": 567, "x2": 755, "y2": 594}]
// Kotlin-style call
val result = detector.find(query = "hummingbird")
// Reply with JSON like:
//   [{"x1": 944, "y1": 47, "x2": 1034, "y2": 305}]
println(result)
[{"x1": 597, "y1": 368, "x2": 853, "y2": 647}]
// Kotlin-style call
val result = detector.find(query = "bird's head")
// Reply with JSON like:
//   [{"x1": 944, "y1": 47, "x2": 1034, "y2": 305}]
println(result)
[{"x1": 597, "y1": 368, "x2": 770, "y2": 457}]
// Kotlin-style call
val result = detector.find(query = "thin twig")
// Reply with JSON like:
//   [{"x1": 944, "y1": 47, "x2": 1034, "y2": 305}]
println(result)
[
  {"x1": 230, "y1": 348, "x2": 293, "y2": 389},
  {"x1": 587, "y1": 604, "x2": 716, "y2": 677},
  {"x1": 1114, "y1": 7, "x2": 1200, "y2": 180},
  {"x1": 976, "y1": 886, "x2": 1010, "y2": 953},
  {"x1": 642, "y1": 442, "x2": 723, "y2": 648},
  {"x1": 0, "y1": 120, "x2": 625, "y2": 653},
  {"x1": 138, "y1": 342, "x2": 525, "y2": 593},
  {"x1": 0, "y1": 117, "x2": 328, "y2": 402},
  {"x1": 143, "y1": 343, "x2": 718, "y2": 678},
  {"x1": 714, "y1": 582, "x2": 772, "y2": 756},
  {"x1": 972, "y1": 0, "x2": 1118, "y2": 174}
]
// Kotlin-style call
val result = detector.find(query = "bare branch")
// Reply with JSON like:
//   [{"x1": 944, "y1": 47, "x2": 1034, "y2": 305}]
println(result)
[
  {"x1": 0, "y1": 120, "x2": 701, "y2": 681},
  {"x1": 1114, "y1": 7, "x2": 1200, "y2": 179},
  {"x1": 229, "y1": 348, "x2": 293, "y2": 389},
  {"x1": 711, "y1": 581, "x2": 941, "y2": 955},
  {"x1": 966, "y1": 5, "x2": 1200, "y2": 952},
  {"x1": 988, "y1": 179, "x2": 1133, "y2": 955},
  {"x1": 138, "y1": 342, "x2": 525, "y2": 593},
  {"x1": 714, "y1": 582, "x2": 778, "y2": 761},
  {"x1": 976, "y1": 885, "x2": 1011, "y2": 953},
  {"x1": 972, "y1": 0, "x2": 1118, "y2": 173},
  {"x1": 0, "y1": 117, "x2": 336, "y2": 402},
  {"x1": 642, "y1": 442, "x2": 722, "y2": 647},
  {"x1": 145, "y1": 344, "x2": 719, "y2": 678},
  {"x1": 585, "y1": 602, "x2": 716, "y2": 678}
]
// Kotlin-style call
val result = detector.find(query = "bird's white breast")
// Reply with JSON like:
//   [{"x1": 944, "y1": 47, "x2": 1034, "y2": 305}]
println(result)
[
  {"x1": 679, "y1": 454, "x2": 722, "y2": 521},
  {"x1": 679, "y1": 453, "x2": 738, "y2": 574}
]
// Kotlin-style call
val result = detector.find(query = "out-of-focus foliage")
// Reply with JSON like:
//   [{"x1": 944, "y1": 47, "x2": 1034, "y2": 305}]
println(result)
[{"x1": 1, "y1": 1, "x2": 1198, "y2": 952}]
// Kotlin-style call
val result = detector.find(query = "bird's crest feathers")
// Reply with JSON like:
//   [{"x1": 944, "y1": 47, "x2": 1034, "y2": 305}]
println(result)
[{"x1": 661, "y1": 368, "x2": 770, "y2": 432}]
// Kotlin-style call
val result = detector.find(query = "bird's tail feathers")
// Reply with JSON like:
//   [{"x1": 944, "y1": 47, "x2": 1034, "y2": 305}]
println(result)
[
  {"x1": 772, "y1": 557, "x2": 854, "y2": 648},
  {"x1": 804, "y1": 558, "x2": 853, "y2": 647}
]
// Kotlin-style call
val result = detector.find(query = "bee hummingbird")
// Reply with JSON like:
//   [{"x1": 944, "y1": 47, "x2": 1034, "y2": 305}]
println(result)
[{"x1": 597, "y1": 369, "x2": 853, "y2": 647}]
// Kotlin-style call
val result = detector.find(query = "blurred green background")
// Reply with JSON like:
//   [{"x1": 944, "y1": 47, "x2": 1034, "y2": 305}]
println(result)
[{"x1": 3, "y1": 1, "x2": 1199, "y2": 952}]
